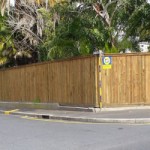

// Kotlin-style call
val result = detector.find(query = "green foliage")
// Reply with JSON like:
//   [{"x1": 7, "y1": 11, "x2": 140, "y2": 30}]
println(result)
[
  {"x1": 118, "y1": 0, "x2": 150, "y2": 41},
  {"x1": 38, "y1": 0, "x2": 150, "y2": 58},
  {"x1": 117, "y1": 38, "x2": 133, "y2": 52},
  {"x1": 1, "y1": 0, "x2": 150, "y2": 67},
  {"x1": 37, "y1": 8, "x2": 55, "y2": 61},
  {"x1": 41, "y1": 2, "x2": 113, "y2": 59},
  {"x1": 104, "y1": 43, "x2": 118, "y2": 53},
  {"x1": 33, "y1": 97, "x2": 41, "y2": 103},
  {"x1": 0, "y1": 15, "x2": 16, "y2": 67}
]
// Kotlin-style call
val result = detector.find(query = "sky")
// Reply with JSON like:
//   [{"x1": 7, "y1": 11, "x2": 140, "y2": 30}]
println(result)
[
  {"x1": 10, "y1": 0, "x2": 15, "y2": 6},
  {"x1": 147, "y1": 0, "x2": 150, "y2": 3}
]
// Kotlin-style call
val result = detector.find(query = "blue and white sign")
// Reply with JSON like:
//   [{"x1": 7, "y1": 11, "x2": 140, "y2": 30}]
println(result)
[{"x1": 102, "y1": 56, "x2": 112, "y2": 69}]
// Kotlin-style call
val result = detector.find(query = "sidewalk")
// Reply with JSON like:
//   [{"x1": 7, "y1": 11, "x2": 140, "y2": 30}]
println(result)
[{"x1": 1, "y1": 106, "x2": 150, "y2": 124}]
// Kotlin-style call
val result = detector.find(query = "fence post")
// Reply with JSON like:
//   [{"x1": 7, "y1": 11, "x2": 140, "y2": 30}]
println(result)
[{"x1": 93, "y1": 50, "x2": 104, "y2": 109}]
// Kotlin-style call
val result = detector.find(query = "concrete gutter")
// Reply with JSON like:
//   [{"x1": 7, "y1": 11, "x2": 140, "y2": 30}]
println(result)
[{"x1": 1, "y1": 110, "x2": 150, "y2": 124}]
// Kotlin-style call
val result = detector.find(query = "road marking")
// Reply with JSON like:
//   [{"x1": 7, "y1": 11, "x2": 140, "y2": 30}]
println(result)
[
  {"x1": 4, "y1": 109, "x2": 19, "y2": 115},
  {"x1": 21, "y1": 116, "x2": 101, "y2": 124},
  {"x1": 130, "y1": 123, "x2": 150, "y2": 126}
]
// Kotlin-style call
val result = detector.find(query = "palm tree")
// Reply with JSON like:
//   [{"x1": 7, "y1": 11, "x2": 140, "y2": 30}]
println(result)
[
  {"x1": 0, "y1": 0, "x2": 10, "y2": 16},
  {"x1": 0, "y1": 0, "x2": 66, "y2": 66},
  {"x1": 0, "y1": 0, "x2": 66, "y2": 15},
  {"x1": 0, "y1": 14, "x2": 16, "y2": 67}
]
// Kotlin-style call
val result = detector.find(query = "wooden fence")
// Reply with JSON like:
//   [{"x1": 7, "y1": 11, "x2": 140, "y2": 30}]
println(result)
[
  {"x1": 0, "y1": 56, "x2": 97, "y2": 107},
  {"x1": 0, "y1": 53, "x2": 150, "y2": 107},
  {"x1": 101, "y1": 53, "x2": 150, "y2": 106}
]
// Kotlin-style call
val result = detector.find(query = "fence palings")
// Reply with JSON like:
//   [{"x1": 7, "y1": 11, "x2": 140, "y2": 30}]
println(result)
[
  {"x1": 0, "y1": 56, "x2": 97, "y2": 107},
  {"x1": 100, "y1": 53, "x2": 150, "y2": 106},
  {"x1": 0, "y1": 53, "x2": 150, "y2": 107}
]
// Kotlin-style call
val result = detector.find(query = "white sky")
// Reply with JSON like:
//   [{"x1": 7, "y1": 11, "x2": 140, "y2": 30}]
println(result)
[
  {"x1": 10, "y1": 0, "x2": 15, "y2": 6},
  {"x1": 147, "y1": 0, "x2": 150, "y2": 3}
]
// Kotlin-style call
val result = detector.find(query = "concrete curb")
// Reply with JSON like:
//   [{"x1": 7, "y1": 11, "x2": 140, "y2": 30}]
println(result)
[
  {"x1": 1, "y1": 110, "x2": 150, "y2": 124},
  {"x1": 59, "y1": 106, "x2": 95, "y2": 112}
]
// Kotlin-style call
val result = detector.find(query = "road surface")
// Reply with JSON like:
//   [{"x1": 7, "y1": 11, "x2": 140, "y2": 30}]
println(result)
[{"x1": 0, "y1": 114, "x2": 150, "y2": 150}]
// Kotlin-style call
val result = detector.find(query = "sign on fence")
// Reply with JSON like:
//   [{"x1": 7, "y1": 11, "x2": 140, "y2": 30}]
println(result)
[{"x1": 102, "y1": 56, "x2": 112, "y2": 69}]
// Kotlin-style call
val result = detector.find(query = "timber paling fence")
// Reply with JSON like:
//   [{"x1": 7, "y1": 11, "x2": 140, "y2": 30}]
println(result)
[{"x1": 0, "y1": 53, "x2": 150, "y2": 107}]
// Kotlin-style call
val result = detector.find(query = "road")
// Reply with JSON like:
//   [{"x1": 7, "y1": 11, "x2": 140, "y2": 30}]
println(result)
[{"x1": 0, "y1": 114, "x2": 150, "y2": 150}]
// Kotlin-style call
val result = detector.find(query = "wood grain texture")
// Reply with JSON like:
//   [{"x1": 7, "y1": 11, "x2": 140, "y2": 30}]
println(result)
[
  {"x1": 101, "y1": 53, "x2": 150, "y2": 106},
  {"x1": 0, "y1": 56, "x2": 96, "y2": 107},
  {"x1": 1, "y1": 53, "x2": 150, "y2": 107}
]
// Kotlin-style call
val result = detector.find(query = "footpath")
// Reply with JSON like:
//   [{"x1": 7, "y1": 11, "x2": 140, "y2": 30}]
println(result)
[{"x1": 1, "y1": 106, "x2": 150, "y2": 124}]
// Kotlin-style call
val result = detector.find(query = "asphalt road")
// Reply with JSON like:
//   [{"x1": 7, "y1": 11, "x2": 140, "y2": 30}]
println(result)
[{"x1": 0, "y1": 114, "x2": 150, "y2": 150}]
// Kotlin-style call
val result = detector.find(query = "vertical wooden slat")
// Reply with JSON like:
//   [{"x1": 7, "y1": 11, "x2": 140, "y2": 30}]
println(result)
[
  {"x1": 126, "y1": 56, "x2": 131, "y2": 104},
  {"x1": 145, "y1": 55, "x2": 150, "y2": 104},
  {"x1": 35, "y1": 64, "x2": 49, "y2": 102},
  {"x1": 141, "y1": 55, "x2": 146, "y2": 103}
]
